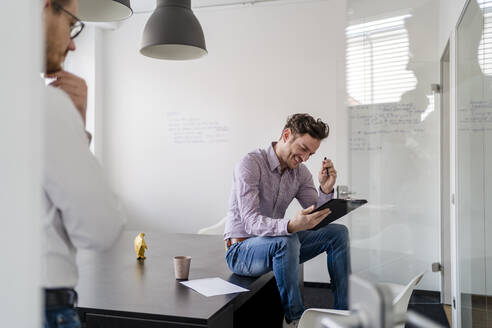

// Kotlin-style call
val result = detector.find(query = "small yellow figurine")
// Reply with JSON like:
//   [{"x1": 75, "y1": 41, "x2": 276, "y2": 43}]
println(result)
[{"x1": 134, "y1": 232, "x2": 148, "y2": 260}]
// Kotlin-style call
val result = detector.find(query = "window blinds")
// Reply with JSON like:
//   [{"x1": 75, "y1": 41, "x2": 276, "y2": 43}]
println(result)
[
  {"x1": 479, "y1": 0, "x2": 492, "y2": 76},
  {"x1": 346, "y1": 14, "x2": 416, "y2": 105}
]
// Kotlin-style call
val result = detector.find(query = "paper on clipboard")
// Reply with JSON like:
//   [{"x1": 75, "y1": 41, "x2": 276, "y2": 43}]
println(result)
[{"x1": 180, "y1": 277, "x2": 249, "y2": 297}]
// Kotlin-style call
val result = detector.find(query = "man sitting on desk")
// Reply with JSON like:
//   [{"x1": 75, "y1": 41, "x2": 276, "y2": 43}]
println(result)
[{"x1": 224, "y1": 113, "x2": 351, "y2": 328}]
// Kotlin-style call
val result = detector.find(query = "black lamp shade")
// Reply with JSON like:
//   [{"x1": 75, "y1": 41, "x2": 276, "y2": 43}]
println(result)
[
  {"x1": 140, "y1": 0, "x2": 207, "y2": 60},
  {"x1": 78, "y1": 0, "x2": 133, "y2": 22}
]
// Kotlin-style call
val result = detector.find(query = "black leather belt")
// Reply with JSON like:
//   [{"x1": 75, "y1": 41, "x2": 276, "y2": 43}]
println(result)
[{"x1": 44, "y1": 288, "x2": 78, "y2": 310}]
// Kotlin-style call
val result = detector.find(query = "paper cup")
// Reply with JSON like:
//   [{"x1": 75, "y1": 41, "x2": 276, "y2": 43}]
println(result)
[{"x1": 173, "y1": 256, "x2": 192, "y2": 280}]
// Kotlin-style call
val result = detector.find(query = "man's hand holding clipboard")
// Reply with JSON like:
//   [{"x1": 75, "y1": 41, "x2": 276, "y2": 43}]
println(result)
[
  {"x1": 288, "y1": 157, "x2": 338, "y2": 233},
  {"x1": 308, "y1": 198, "x2": 368, "y2": 230}
]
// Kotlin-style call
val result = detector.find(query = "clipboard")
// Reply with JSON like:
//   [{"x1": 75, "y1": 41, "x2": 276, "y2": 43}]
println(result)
[{"x1": 309, "y1": 198, "x2": 368, "y2": 230}]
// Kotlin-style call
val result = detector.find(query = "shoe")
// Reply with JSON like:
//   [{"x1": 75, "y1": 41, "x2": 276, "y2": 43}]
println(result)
[{"x1": 283, "y1": 317, "x2": 300, "y2": 328}]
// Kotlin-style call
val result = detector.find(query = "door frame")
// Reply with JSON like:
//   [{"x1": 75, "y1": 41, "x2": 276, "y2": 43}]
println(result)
[
  {"x1": 449, "y1": 7, "x2": 460, "y2": 326},
  {"x1": 449, "y1": 26, "x2": 460, "y2": 327},
  {"x1": 440, "y1": 41, "x2": 452, "y2": 306}
]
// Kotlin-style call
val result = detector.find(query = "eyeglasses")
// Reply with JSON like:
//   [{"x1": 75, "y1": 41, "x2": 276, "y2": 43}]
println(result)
[{"x1": 52, "y1": 1, "x2": 85, "y2": 39}]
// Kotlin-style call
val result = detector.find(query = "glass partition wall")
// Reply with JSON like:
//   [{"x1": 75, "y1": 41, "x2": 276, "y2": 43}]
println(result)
[
  {"x1": 457, "y1": 1, "x2": 492, "y2": 327},
  {"x1": 342, "y1": 0, "x2": 441, "y2": 292}
]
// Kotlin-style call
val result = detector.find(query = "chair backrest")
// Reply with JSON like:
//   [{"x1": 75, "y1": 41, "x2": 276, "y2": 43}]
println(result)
[
  {"x1": 392, "y1": 272, "x2": 424, "y2": 314},
  {"x1": 299, "y1": 273, "x2": 424, "y2": 328},
  {"x1": 197, "y1": 217, "x2": 227, "y2": 235}
]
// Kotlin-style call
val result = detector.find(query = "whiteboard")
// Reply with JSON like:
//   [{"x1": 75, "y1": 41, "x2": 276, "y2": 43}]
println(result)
[{"x1": 97, "y1": 1, "x2": 345, "y2": 237}]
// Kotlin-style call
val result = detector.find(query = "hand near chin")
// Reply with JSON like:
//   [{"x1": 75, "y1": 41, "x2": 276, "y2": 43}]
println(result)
[{"x1": 46, "y1": 70, "x2": 88, "y2": 125}]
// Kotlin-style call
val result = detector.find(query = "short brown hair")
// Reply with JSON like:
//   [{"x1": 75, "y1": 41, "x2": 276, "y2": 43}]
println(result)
[
  {"x1": 283, "y1": 113, "x2": 329, "y2": 140},
  {"x1": 52, "y1": 0, "x2": 72, "y2": 13}
]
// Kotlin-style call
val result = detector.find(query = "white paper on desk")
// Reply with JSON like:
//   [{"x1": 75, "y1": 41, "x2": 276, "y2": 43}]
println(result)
[{"x1": 180, "y1": 277, "x2": 249, "y2": 297}]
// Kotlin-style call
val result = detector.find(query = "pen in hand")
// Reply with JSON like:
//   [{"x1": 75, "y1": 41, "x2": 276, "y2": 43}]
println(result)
[{"x1": 324, "y1": 157, "x2": 330, "y2": 176}]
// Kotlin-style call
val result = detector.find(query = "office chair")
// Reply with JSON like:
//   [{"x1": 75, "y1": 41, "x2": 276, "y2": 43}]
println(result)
[
  {"x1": 197, "y1": 217, "x2": 227, "y2": 235},
  {"x1": 299, "y1": 272, "x2": 425, "y2": 328}
]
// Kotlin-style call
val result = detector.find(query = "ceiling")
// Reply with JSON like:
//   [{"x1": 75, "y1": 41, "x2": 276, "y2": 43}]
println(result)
[{"x1": 131, "y1": 0, "x2": 273, "y2": 13}]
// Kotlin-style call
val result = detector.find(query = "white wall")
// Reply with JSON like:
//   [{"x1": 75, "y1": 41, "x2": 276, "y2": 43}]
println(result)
[
  {"x1": 0, "y1": 2, "x2": 42, "y2": 327},
  {"x1": 66, "y1": 0, "x2": 477, "y2": 291},
  {"x1": 97, "y1": 1, "x2": 344, "y2": 229},
  {"x1": 91, "y1": 0, "x2": 346, "y2": 282},
  {"x1": 65, "y1": 26, "x2": 97, "y2": 152}
]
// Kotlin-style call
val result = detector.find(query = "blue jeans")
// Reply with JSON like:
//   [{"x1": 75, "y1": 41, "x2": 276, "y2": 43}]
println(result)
[
  {"x1": 44, "y1": 307, "x2": 81, "y2": 328},
  {"x1": 225, "y1": 224, "x2": 351, "y2": 321}
]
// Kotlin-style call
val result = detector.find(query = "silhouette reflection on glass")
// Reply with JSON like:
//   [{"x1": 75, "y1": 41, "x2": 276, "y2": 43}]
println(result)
[{"x1": 344, "y1": 0, "x2": 440, "y2": 288}]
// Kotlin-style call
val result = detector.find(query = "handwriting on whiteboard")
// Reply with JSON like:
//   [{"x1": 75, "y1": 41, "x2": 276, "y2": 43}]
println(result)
[
  {"x1": 166, "y1": 112, "x2": 230, "y2": 144},
  {"x1": 349, "y1": 102, "x2": 429, "y2": 152},
  {"x1": 458, "y1": 101, "x2": 492, "y2": 132}
]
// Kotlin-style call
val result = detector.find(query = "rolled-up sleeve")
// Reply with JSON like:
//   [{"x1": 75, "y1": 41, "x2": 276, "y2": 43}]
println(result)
[{"x1": 235, "y1": 156, "x2": 290, "y2": 236}]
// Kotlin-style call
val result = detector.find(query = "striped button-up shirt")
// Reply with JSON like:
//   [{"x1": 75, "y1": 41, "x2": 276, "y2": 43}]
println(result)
[{"x1": 224, "y1": 143, "x2": 333, "y2": 239}]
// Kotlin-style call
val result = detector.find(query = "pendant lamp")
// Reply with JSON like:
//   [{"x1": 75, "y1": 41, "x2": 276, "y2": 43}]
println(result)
[
  {"x1": 140, "y1": 0, "x2": 207, "y2": 60},
  {"x1": 78, "y1": 0, "x2": 133, "y2": 22}
]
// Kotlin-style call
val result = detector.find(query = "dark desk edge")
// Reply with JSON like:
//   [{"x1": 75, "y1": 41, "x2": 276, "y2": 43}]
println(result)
[{"x1": 78, "y1": 271, "x2": 275, "y2": 324}]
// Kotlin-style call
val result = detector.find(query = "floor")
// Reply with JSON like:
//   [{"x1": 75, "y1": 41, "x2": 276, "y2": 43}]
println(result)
[
  {"x1": 459, "y1": 294, "x2": 492, "y2": 328},
  {"x1": 443, "y1": 305, "x2": 452, "y2": 326},
  {"x1": 303, "y1": 285, "x2": 450, "y2": 327}
]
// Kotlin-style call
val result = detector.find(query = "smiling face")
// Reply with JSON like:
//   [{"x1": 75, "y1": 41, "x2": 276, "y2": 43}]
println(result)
[
  {"x1": 277, "y1": 129, "x2": 321, "y2": 170},
  {"x1": 44, "y1": 0, "x2": 78, "y2": 73}
]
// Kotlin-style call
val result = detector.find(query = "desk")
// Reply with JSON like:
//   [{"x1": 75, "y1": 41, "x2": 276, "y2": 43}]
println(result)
[{"x1": 76, "y1": 231, "x2": 284, "y2": 328}]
